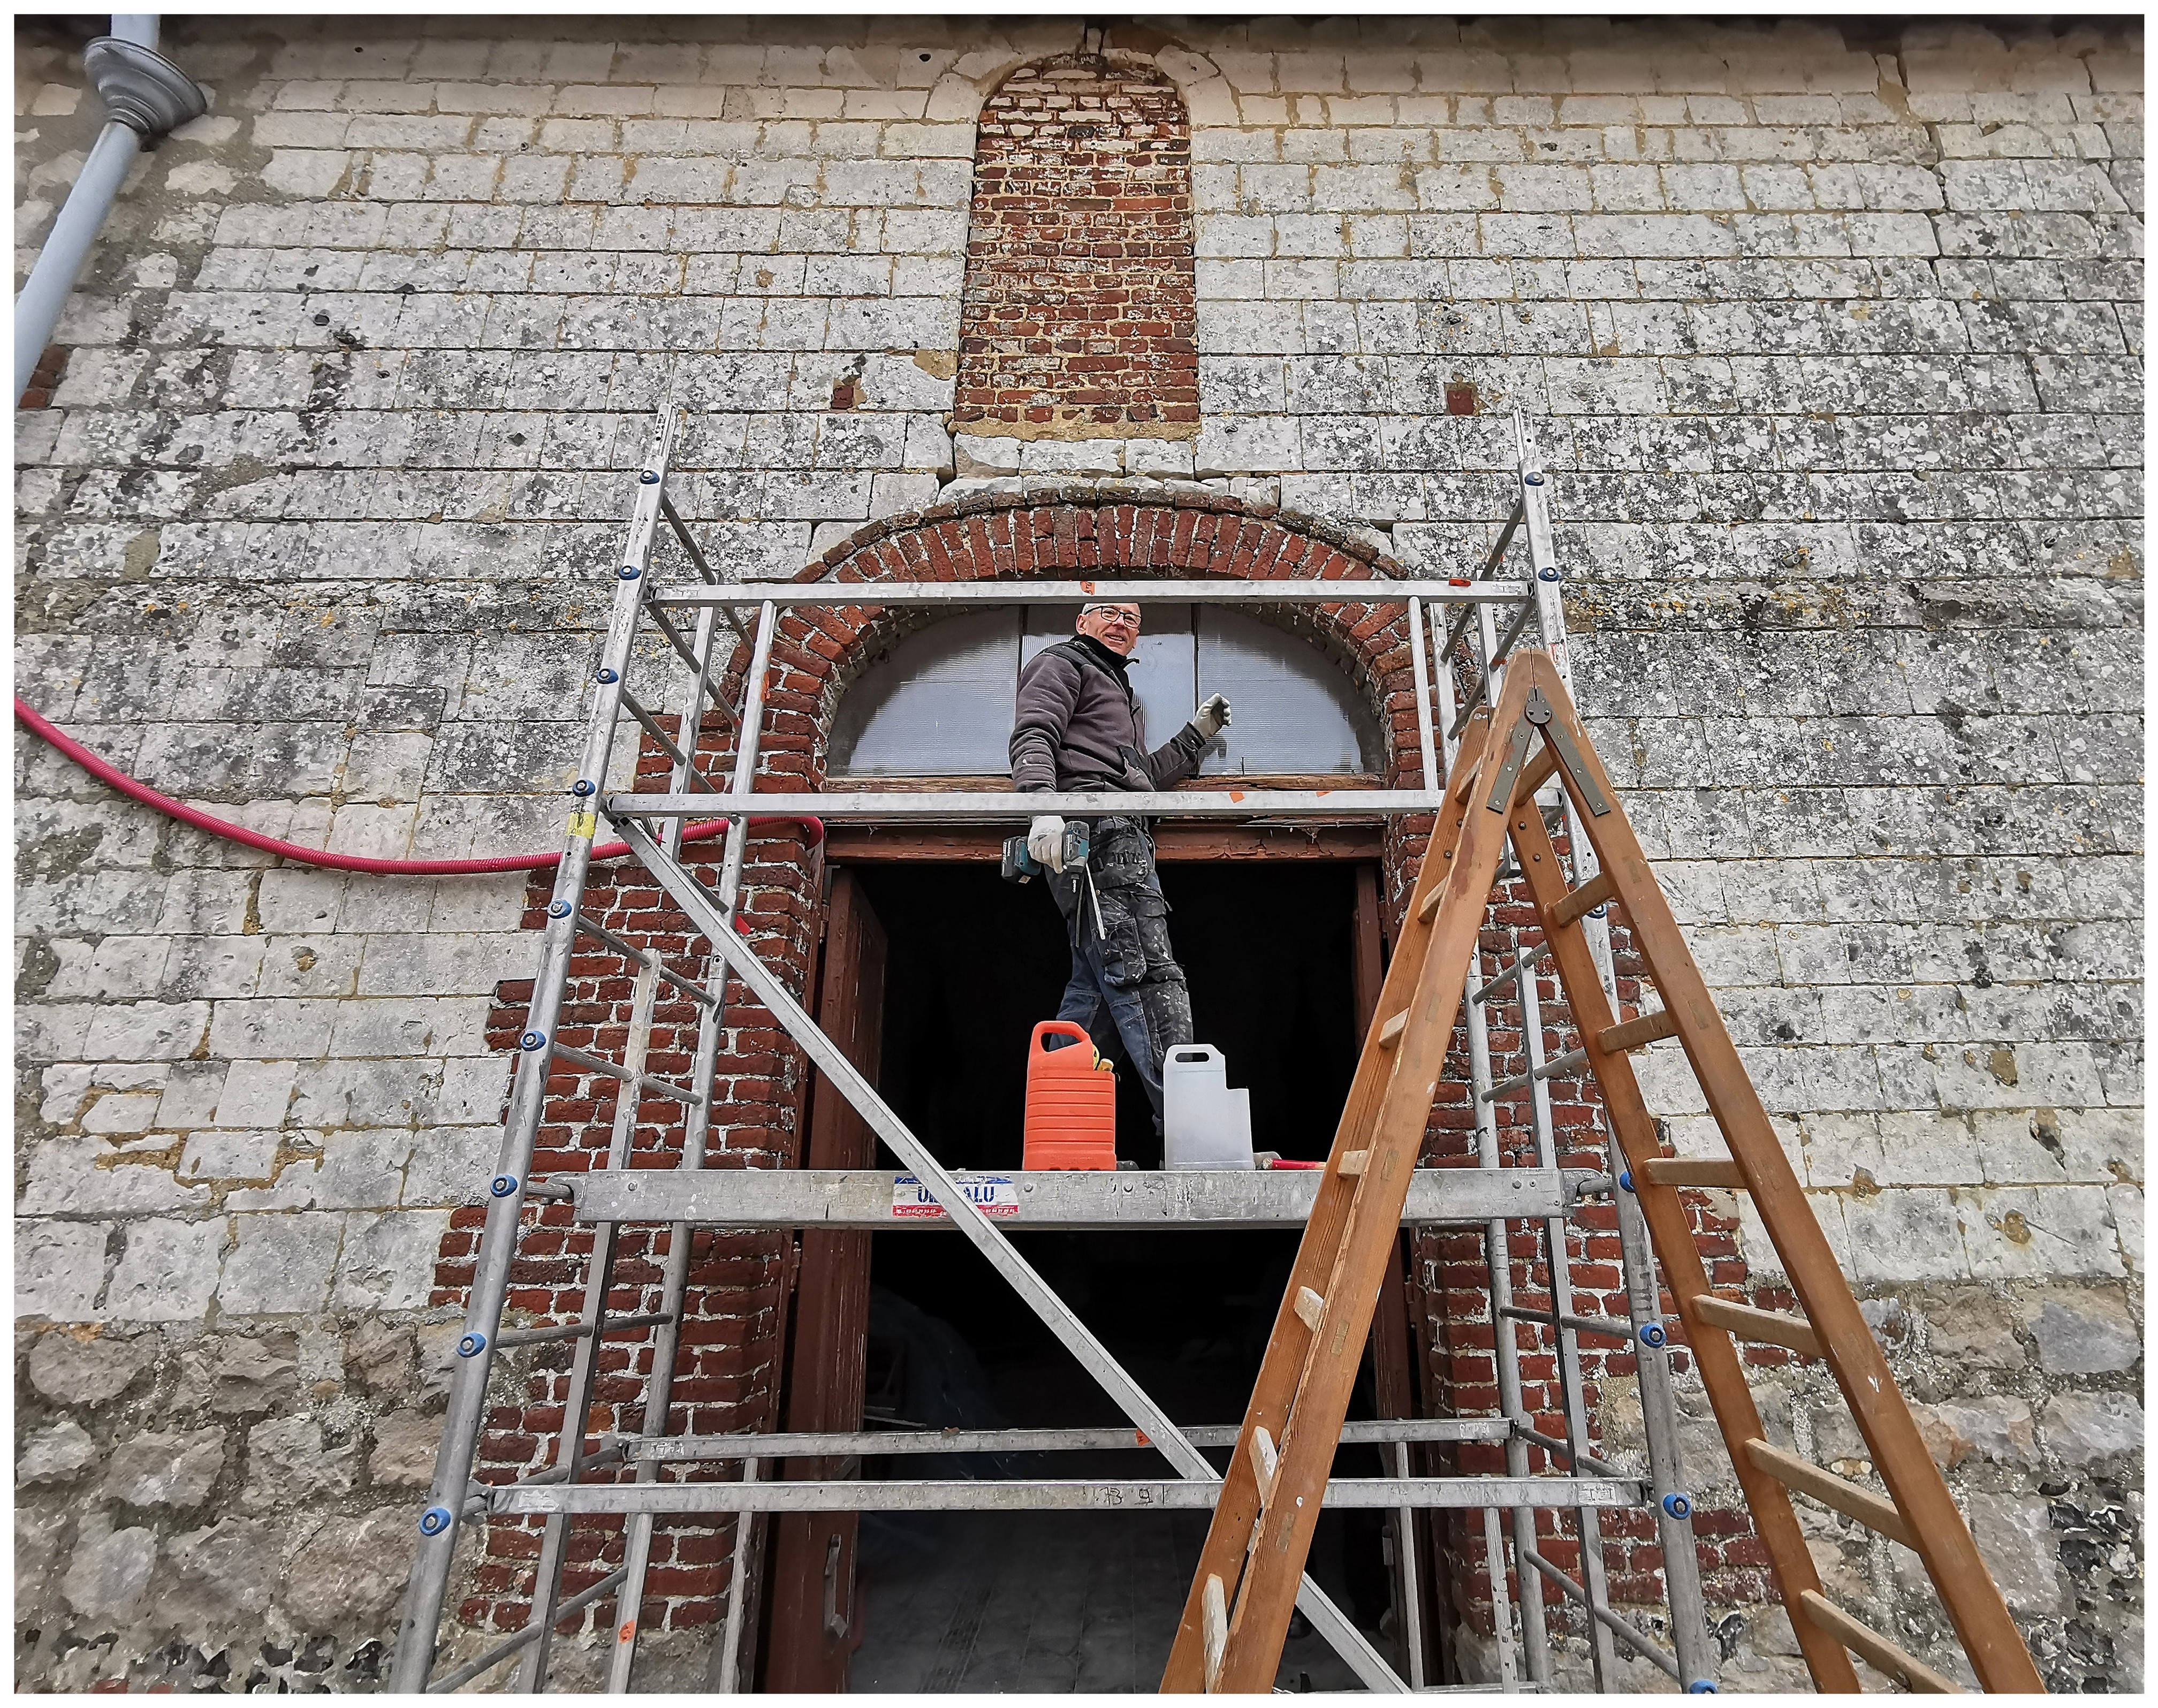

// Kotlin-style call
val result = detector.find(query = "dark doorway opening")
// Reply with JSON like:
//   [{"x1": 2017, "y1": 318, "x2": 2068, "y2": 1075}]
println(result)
[
  {"x1": 839, "y1": 861, "x2": 1398, "y2": 1692},
  {"x1": 858, "y1": 861, "x2": 1363, "y2": 1172}
]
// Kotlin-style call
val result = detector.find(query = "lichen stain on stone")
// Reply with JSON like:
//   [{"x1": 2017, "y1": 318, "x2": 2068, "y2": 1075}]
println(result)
[{"x1": 20, "y1": 822, "x2": 107, "y2": 877}]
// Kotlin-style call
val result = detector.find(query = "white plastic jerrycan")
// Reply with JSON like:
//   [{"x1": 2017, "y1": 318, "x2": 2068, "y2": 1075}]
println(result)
[{"x1": 1162, "y1": 1044, "x2": 1255, "y2": 1171}]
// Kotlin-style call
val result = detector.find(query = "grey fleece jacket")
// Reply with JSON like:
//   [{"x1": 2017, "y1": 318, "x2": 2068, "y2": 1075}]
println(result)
[{"x1": 1009, "y1": 635, "x2": 1207, "y2": 795}]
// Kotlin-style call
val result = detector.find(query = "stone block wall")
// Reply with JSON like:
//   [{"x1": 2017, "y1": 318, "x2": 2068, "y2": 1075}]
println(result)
[{"x1": 13, "y1": 13, "x2": 2141, "y2": 1693}]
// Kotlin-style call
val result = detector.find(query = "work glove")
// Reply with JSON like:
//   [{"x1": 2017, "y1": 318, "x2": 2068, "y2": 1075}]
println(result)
[
  {"x1": 1027, "y1": 813, "x2": 1069, "y2": 873},
  {"x1": 1194, "y1": 693, "x2": 1233, "y2": 741}
]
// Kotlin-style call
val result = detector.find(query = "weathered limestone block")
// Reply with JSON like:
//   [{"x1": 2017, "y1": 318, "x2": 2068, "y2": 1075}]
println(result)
[
  {"x1": 1963, "y1": 1490, "x2": 2066, "y2": 1614},
  {"x1": 344, "y1": 1319, "x2": 416, "y2": 1394},
  {"x1": 2024, "y1": 1286, "x2": 2140, "y2": 1373},
  {"x1": 367, "y1": 1408, "x2": 442, "y2": 1486},
  {"x1": 1923, "y1": 1287, "x2": 2026, "y2": 1368},
  {"x1": 200, "y1": 1332, "x2": 302, "y2": 1415},
  {"x1": 17, "y1": 1505, "x2": 71, "y2": 1618},
  {"x1": 1911, "y1": 1396, "x2": 2040, "y2": 1468},
  {"x1": 242, "y1": 1415, "x2": 358, "y2": 1511},
  {"x1": 2041, "y1": 1390, "x2": 2143, "y2": 1466},
  {"x1": 103, "y1": 1426, "x2": 229, "y2": 1508},
  {"x1": 280, "y1": 1509, "x2": 420, "y2": 1628},
  {"x1": 160, "y1": 1516, "x2": 285, "y2": 1634},
  {"x1": 60, "y1": 1515, "x2": 159, "y2": 1621},
  {"x1": 18, "y1": 1419, "x2": 100, "y2": 1485},
  {"x1": 25, "y1": 1329, "x2": 154, "y2": 1406}
]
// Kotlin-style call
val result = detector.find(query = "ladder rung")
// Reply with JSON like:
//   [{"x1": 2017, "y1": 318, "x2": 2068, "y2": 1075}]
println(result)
[
  {"x1": 1471, "y1": 940, "x2": 1548, "y2": 1005},
  {"x1": 1488, "y1": 597, "x2": 1536, "y2": 675},
  {"x1": 1483, "y1": 1047, "x2": 1578, "y2": 1103},
  {"x1": 1520, "y1": 1546, "x2": 1683, "y2": 1681},
  {"x1": 422, "y1": 1563, "x2": 632, "y2": 1693},
  {"x1": 1294, "y1": 1286, "x2": 1326, "y2": 1332},
  {"x1": 1690, "y1": 1295, "x2": 1820, "y2": 1356},
  {"x1": 1202, "y1": 1574, "x2": 1228, "y2": 1692},
  {"x1": 1415, "y1": 879, "x2": 1446, "y2": 923},
  {"x1": 492, "y1": 1311, "x2": 675, "y2": 1351},
  {"x1": 1796, "y1": 1591, "x2": 1961, "y2": 1694},
  {"x1": 549, "y1": 1042, "x2": 704, "y2": 1107},
  {"x1": 1498, "y1": 1303, "x2": 1637, "y2": 1343},
  {"x1": 1338, "y1": 1149, "x2": 1369, "y2": 1177},
  {"x1": 1377, "y1": 1010, "x2": 1408, "y2": 1050},
  {"x1": 1446, "y1": 684, "x2": 1489, "y2": 746},
  {"x1": 1249, "y1": 1425, "x2": 1279, "y2": 1502},
  {"x1": 1538, "y1": 1045, "x2": 1585, "y2": 1081},
  {"x1": 1599, "y1": 1008, "x2": 1678, "y2": 1052},
  {"x1": 1743, "y1": 1439, "x2": 1914, "y2": 1549},
  {"x1": 574, "y1": 915, "x2": 719, "y2": 1007},
  {"x1": 498, "y1": 1443, "x2": 629, "y2": 1488},
  {"x1": 1507, "y1": 1419, "x2": 1630, "y2": 1480},
  {"x1": 644, "y1": 599, "x2": 732, "y2": 707},
  {"x1": 618, "y1": 685, "x2": 690, "y2": 766},
  {"x1": 1637, "y1": 1157, "x2": 1745, "y2": 1189},
  {"x1": 1546, "y1": 869, "x2": 1615, "y2": 929}
]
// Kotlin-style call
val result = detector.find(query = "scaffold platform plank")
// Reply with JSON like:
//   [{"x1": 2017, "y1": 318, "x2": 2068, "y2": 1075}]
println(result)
[{"x1": 566, "y1": 1165, "x2": 1582, "y2": 1230}]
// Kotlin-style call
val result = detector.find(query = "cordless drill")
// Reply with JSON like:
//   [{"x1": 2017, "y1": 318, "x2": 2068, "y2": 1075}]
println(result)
[{"x1": 1000, "y1": 822, "x2": 1090, "y2": 884}]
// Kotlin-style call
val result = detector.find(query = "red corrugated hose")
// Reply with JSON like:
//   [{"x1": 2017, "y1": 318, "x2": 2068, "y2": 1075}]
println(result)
[{"x1": 14, "y1": 696, "x2": 822, "y2": 877}]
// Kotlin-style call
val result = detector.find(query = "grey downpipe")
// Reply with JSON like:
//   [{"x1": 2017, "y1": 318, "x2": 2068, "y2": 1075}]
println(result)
[{"x1": 13, "y1": 15, "x2": 206, "y2": 401}]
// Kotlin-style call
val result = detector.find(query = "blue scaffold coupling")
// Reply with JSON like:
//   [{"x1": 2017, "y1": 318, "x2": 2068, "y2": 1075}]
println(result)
[
  {"x1": 458, "y1": 1331, "x2": 488, "y2": 1358},
  {"x1": 1524, "y1": 472, "x2": 1545, "y2": 485},
  {"x1": 520, "y1": 1030, "x2": 547, "y2": 1051},
  {"x1": 1539, "y1": 567, "x2": 1560, "y2": 581},
  {"x1": 1662, "y1": 1491, "x2": 1693, "y2": 1521},
  {"x1": 618, "y1": 563, "x2": 642, "y2": 580},
  {"x1": 1687, "y1": 1680, "x2": 1719, "y2": 1694},
  {"x1": 572, "y1": 778, "x2": 597, "y2": 796},
  {"x1": 549, "y1": 900, "x2": 572, "y2": 918},
  {"x1": 419, "y1": 1505, "x2": 454, "y2": 1536},
  {"x1": 1618, "y1": 1170, "x2": 1636, "y2": 1193},
  {"x1": 1639, "y1": 1320, "x2": 1668, "y2": 1349},
  {"x1": 1589, "y1": 903, "x2": 1609, "y2": 918},
  {"x1": 639, "y1": 470, "x2": 660, "y2": 484},
  {"x1": 596, "y1": 667, "x2": 619, "y2": 684},
  {"x1": 490, "y1": 1174, "x2": 518, "y2": 1198}
]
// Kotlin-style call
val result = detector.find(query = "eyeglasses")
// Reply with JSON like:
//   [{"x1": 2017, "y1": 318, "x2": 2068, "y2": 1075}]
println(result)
[{"x1": 1083, "y1": 605, "x2": 1142, "y2": 626}]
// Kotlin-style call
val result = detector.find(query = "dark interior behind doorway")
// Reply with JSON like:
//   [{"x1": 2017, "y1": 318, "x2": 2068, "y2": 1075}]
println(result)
[
  {"x1": 841, "y1": 861, "x2": 1392, "y2": 1690},
  {"x1": 856, "y1": 861, "x2": 1362, "y2": 1172}
]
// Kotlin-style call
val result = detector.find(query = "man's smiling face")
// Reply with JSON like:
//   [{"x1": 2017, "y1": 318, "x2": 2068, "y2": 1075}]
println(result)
[{"x1": 1076, "y1": 602, "x2": 1141, "y2": 656}]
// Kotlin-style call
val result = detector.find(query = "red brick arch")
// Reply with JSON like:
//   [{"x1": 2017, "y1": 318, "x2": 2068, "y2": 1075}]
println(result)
[{"x1": 761, "y1": 484, "x2": 1439, "y2": 844}]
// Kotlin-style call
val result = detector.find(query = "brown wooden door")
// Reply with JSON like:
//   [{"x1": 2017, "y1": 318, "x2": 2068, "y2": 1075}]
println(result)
[{"x1": 763, "y1": 867, "x2": 886, "y2": 1691}]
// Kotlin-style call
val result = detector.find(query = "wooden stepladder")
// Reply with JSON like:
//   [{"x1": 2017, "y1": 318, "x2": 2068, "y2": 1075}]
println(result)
[{"x1": 1164, "y1": 650, "x2": 2044, "y2": 1696}]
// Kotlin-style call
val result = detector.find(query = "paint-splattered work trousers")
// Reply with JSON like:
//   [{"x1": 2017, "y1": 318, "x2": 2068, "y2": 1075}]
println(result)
[{"x1": 1045, "y1": 816, "x2": 1193, "y2": 1134}]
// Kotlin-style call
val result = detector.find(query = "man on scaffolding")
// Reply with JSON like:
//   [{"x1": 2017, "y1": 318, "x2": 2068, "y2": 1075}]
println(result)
[{"x1": 1008, "y1": 600, "x2": 1231, "y2": 1138}]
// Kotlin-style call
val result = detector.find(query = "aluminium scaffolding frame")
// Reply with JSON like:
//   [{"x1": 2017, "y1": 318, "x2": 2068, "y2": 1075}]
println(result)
[{"x1": 389, "y1": 410, "x2": 1716, "y2": 1694}]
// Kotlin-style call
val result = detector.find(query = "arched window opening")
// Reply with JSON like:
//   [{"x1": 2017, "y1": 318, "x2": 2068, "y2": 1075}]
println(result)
[{"x1": 828, "y1": 606, "x2": 1383, "y2": 779}]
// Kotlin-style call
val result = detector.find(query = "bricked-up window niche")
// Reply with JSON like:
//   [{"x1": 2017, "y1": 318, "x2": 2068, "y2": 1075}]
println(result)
[{"x1": 954, "y1": 54, "x2": 1198, "y2": 442}]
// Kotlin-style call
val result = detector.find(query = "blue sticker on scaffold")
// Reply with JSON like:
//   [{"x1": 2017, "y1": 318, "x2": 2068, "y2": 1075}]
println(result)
[{"x1": 890, "y1": 1173, "x2": 1019, "y2": 1219}]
